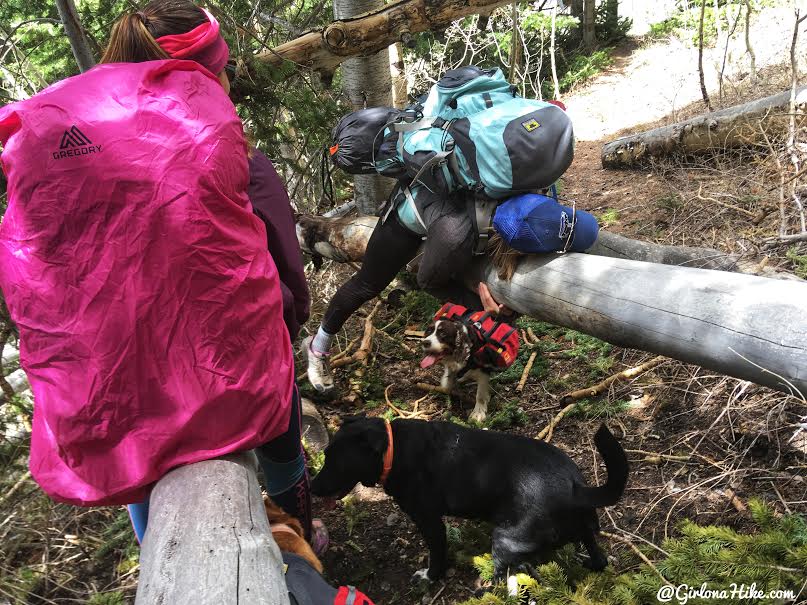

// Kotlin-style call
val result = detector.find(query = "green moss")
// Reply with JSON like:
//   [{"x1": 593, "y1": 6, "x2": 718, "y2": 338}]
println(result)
[
  {"x1": 785, "y1": 246, "x2": 807, "y2": 279},
  {"x1": 597, "y1": 208, "x2": 620, "y2": 227},
  {"x1": 494, "y1": 351, "x2": 548, "y2": 385},
  {"x1": 485, "y1": 400, "x2": 529, "y2": 430},
  {"x1": 567, "y1": 398, "x2": 629, "y2": 420},
  {"x1": 88, "y1": 592, "x2": 127, "y2": 605}
]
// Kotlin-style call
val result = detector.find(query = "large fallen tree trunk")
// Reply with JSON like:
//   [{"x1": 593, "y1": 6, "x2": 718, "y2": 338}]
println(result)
[
  {"x1": 296, "y1": 213, "x2": 790, "y2": 277},
  {"x1": 257, "y1": 0, "x2": 513, "y2": 75},
  {"x1": 297, "y1": 214, "x2": 807, "y2": 397},
  {"x1": 135, "y1": 452, "x2": 289, "y2": 605},
  {"x1": 602, "y1": 87, "x2": 807, "y2": 168}
]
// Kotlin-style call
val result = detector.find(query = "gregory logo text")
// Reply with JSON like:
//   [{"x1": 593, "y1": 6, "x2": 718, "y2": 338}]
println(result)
[{"x1": 53, "y1": 125, "x2": 102, "y2": 160}]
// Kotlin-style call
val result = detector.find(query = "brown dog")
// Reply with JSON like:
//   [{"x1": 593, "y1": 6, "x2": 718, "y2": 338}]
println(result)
[{"x1": 263, "y1": 496, "x2": 323, "y2": 573}]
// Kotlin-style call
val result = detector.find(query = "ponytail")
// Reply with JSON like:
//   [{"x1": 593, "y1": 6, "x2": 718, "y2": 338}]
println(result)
[
  {"x1": 101, "y1": 13, "x2": 170, "y2": 63},
  {"x1": 102, "y1": 0, "x2": 207, "y2": 64}
]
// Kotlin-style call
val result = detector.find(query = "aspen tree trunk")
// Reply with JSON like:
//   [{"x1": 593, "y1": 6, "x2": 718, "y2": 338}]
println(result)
[
  {"x1": 582, "y1": 0, "x2": 596, "y2": 49},
  {"x1": 54, "y1": 0, "x2": 95, "y2": 72}
]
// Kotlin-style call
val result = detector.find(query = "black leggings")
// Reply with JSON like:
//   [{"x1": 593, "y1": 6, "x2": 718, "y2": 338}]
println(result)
[{"x1": 322, "y1": 217, "x2": 422, "y2": 334}]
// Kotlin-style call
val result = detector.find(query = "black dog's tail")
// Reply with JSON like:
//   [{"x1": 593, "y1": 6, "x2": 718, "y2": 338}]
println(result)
[{"x1": 574, "y1": 424, "x2": 628, "y2": 508}]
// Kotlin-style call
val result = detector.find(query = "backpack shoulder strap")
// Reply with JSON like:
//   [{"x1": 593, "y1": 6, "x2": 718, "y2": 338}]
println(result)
[{"x1": 469, "y1": 196, "x2": 498, "y2": 255}]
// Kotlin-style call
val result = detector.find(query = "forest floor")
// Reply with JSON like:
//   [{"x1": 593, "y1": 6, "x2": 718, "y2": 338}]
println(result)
[{"x1": 1, "y1": 15, "x2": 806, "y2": 605}]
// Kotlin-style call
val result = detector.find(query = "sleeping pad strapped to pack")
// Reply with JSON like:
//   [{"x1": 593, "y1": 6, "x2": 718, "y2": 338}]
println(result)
[{"x1": 0, "y1": 60, "x2": 294, "y2": 506}]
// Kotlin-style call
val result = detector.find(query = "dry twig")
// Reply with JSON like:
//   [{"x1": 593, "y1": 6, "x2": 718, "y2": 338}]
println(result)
[
  {"x1": 536, "y1": 402, "x2": 576, "y2": 442},
  {"x1": 601, "y1": 531, "x2": 672, "y2": 587},
  {"x1": 344, "y1": 301, "x2": 382, "y2": 404},
  {"x1": 384, "y1": 386, "x2": 433, "y2": 419},
  {"x1": 516, "y1": 351, "x2": 538, "y2": 392},
  {"x1": 560, "y1": 356, "x2": 667, "y2": 405},
  {"x1": 725, "y1": 487, "x2": 748, "y2": 514}
]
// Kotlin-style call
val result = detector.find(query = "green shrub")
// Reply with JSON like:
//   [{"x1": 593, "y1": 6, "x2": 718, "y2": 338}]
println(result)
[{"x1": 457, "y1": 499, "x2": 807, "y2": 605}]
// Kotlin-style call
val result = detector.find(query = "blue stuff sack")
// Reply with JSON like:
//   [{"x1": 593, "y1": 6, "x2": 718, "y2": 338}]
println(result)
[{"x1": 492, "y1": 193, "x2": 599, "y2": 253}]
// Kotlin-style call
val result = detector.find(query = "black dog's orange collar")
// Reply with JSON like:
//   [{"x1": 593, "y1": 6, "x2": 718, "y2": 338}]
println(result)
[{"x1": 379, "y1": 419, "x2": 394, "y2": 486}]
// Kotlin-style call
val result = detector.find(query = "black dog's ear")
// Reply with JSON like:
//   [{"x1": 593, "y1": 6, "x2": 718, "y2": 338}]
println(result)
[{"x1": 341, "y1": 414, "x2": 366, "y2": 425}]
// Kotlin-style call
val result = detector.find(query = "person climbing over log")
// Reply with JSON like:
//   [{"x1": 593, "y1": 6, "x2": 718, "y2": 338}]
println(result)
[
  {"x1": 301, "y1": 181, "x2": 513, "y2": 392},
  {"x1": 302, "y1": 66, "x2": 598, "y2": 393},
  {"x1": 0, "y1": 0, "x2": 327, "y2": 558}
]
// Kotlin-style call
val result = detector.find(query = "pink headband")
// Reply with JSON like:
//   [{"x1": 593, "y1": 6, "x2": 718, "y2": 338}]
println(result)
[{"x1": 155, "y1": 8, "x2": 229, "y2": 75}]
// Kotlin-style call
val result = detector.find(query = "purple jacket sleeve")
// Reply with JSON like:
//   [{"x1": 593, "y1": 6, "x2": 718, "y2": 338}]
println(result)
[{"x1": 248, "y1": 149, "x2": 311, "y2": 341}]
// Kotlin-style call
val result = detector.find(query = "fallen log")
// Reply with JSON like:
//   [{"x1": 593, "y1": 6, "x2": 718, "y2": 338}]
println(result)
[
  {"x1": 135, "y1": 452, "x2": 290, "y2": 605},
  {"x1": 298, "y1": 214, "x2": 807, "y2": 397},
  {"x1": 602, "y1": 87, "x2": 807, "y2": 168},
  {"x1": 295, "y1": 213, "x2": 791, "y2": 278},
  {"x1": 257, "y1": 0, "x2": 513, "y2": 75}
]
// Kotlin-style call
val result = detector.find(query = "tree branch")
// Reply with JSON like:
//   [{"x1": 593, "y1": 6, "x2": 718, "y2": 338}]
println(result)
[{"x1": 255, "y1": 0, "x2": 516, "y2": 75}]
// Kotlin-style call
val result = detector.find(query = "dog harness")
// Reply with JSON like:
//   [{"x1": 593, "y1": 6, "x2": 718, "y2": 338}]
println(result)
[{"x1": 433, "y1": 303, "x2": 519, "y2": 372}]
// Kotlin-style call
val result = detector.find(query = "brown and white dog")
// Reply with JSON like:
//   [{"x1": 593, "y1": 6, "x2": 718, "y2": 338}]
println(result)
[{"x1": 421, "y1": 317, "x2": 493, "y2": 423}]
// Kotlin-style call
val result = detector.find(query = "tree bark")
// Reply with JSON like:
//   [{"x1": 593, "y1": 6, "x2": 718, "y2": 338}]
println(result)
[
  {"x1": 550, "y1": 1, "x2": 560, "y2": 100},
  {"x1": 334, "y1": 0, "x2": 395, "y2": 215},
  {"x1": 257, "y1": 0, "x2": 516, "y2": 74},
  {"x1": 601, "y1": 87, "x2": 807, "y2": 168},
  {"x1": 135, "y1": 452, "x2": 290, "y2": 605},
  {"x1": 569, "y1": 0, "x2": 584, "y2": 45},
  {"x1": 389, "y1": 42, "x2": 408, "y2": 109},
  {"x1": 697, "y1": 0, "x2": 712, "y2": 111},
  {"x1": 582, "y1": 0, "x2": 596, "y2": 49},
  {"x1": 54, "y1": 0, "x2": 95, "y2": 72},
  {"x1": 296, "y1": 213, "x2": 807, "y2": 398},
  {"x1": 744, "y1": 0, "x2": 757, "y2": 84}
]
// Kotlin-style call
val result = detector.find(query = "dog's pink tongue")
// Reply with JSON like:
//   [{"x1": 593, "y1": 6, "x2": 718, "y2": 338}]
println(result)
[{"x1": 420, "y1": 355, "x2": 439, "y2": 369}]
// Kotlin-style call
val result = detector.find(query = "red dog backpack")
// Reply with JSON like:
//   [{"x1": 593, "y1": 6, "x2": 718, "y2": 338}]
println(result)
[{"x1": 433, "y1": 303, "x2": 519, "y2": 369}]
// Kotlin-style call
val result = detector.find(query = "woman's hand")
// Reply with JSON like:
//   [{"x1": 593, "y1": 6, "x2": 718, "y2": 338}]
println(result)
[{"x1": 478, "y1": 282, "x2": 514, "y2": 317}]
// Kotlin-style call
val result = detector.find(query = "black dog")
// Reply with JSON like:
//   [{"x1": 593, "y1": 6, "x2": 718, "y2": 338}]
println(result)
[{"x1": 310, "y1": 417, "x2": 628, "y2": 582}]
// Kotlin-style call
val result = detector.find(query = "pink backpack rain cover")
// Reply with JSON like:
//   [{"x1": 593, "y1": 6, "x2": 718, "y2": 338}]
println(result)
[{"x1": 0, "y1": 60, "x2": 293, "y2": 506}]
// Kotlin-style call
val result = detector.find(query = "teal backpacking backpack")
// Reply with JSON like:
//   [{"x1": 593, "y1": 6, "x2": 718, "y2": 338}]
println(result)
[
  {"x1": 372, "y1": 66, "x2": 575, "y2": 199},
  {"x1": 329, "y1": 66, "x2": 575, "y2": 200}
]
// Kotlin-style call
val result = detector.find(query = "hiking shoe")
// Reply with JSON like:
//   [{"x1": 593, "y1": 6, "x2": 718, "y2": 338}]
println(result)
[{"x1": 301, "y1": 335, "x2": 334, "y2": 392}]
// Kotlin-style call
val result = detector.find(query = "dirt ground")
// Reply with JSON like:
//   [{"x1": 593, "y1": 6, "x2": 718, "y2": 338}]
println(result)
[{"x1": 1, "y1": 22, "x2": 806, "y2": 605}]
